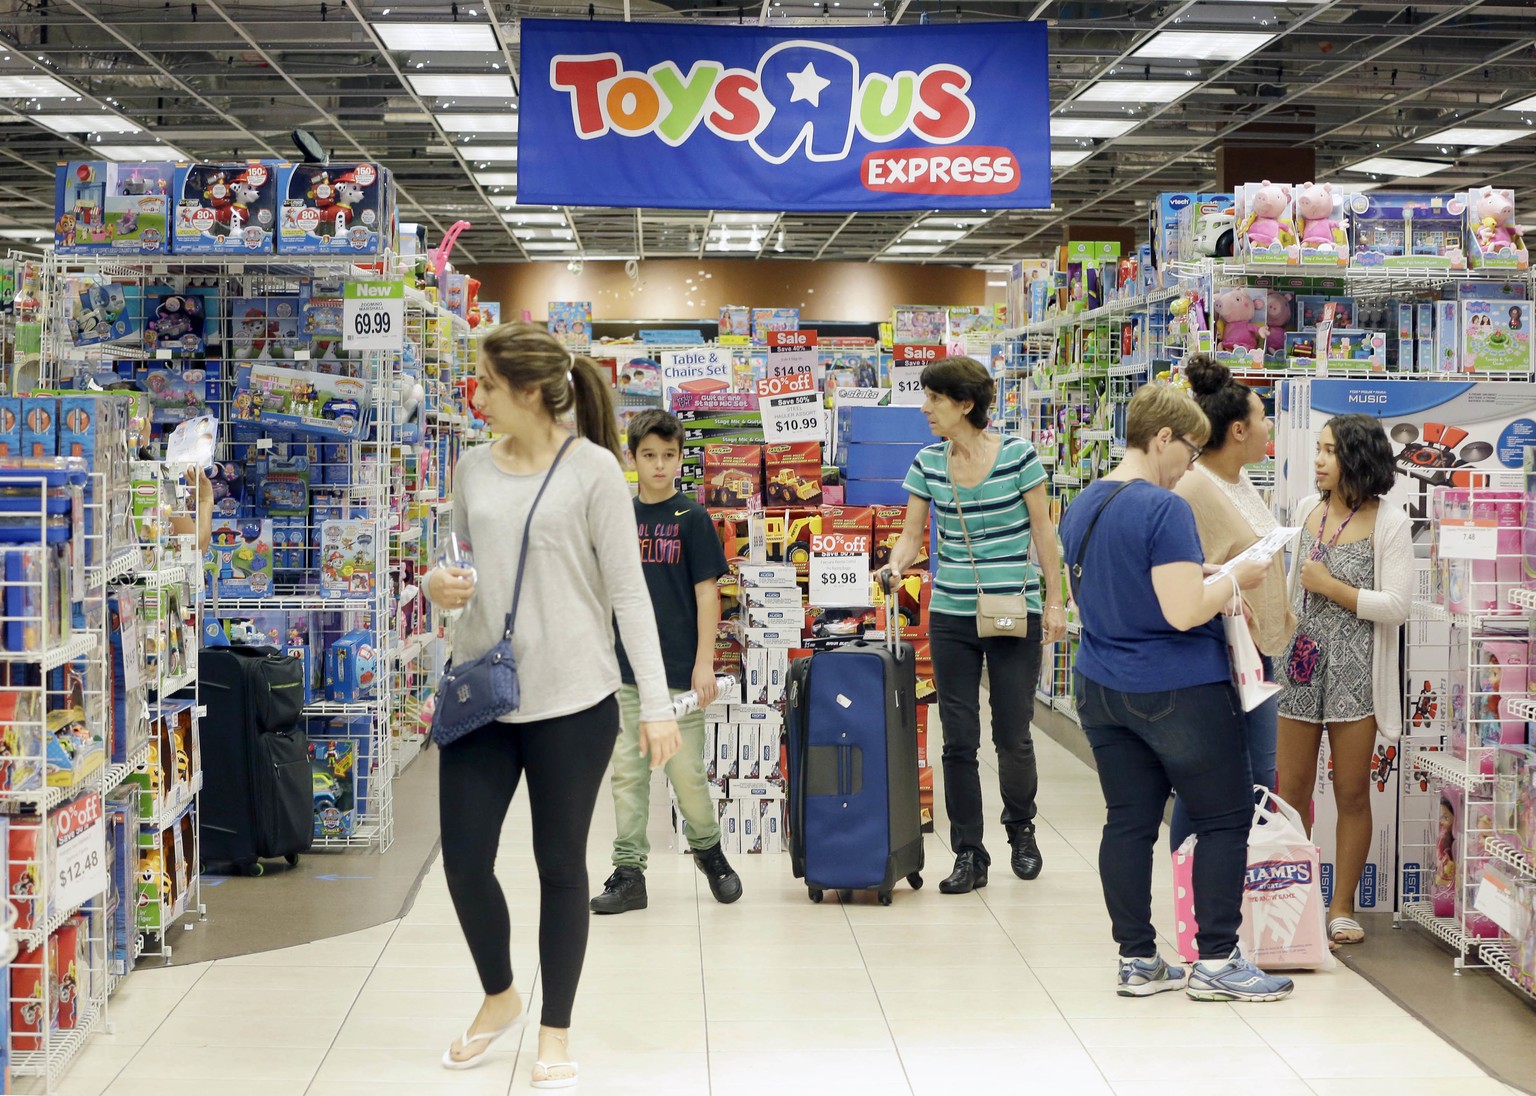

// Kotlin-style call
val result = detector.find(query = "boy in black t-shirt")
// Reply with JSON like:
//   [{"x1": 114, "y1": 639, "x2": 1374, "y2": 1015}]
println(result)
[{"x1": 594, "y1": 410, "x2": 742, "y2": 914}]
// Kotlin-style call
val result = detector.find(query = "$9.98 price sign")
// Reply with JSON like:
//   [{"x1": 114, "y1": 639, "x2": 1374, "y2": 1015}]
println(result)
[
  {"x1": 343, "y1": 279, "x2": 405, "y2": 351},
  {"x1": 809, "y1": 533, "x2": 871, "y2": 607},
  {"x1": 52, "y1": 791, "x2": 106, "y2": 916}
]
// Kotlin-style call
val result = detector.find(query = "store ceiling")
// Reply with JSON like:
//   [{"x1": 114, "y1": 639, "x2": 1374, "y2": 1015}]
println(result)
[{"x1": 0, "y1": 1, "x2": 1533, "y2": 268}]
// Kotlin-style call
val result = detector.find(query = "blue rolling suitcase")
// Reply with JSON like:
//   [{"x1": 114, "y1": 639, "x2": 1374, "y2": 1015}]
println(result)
[{"x1": 787, "y1": 597, "x2": 924, "y2": 905}]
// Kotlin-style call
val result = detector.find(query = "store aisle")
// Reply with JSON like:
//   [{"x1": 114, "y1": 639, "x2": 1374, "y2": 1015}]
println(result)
[{"x1": 41, "y1": 732, "x2": 1521, "y2": 1096}]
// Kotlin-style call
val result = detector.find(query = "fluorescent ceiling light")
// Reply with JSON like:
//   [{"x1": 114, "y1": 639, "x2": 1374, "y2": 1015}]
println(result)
[
  {"x1": 1076, "y1": 80, "x2": 1198, "y2": 104},
  {"x1": 437, "y1": 113, "x2": 518, "y2": 133},
  {"x1": 1051, "y1": 150, "x2": 1093, "y2": 168},
  {"x1": 1132, "y1": 31, "x2": 1277, "y2": 62},
  {"x1": 1501, "y1": 94, "x2": 1536, "y2": 113},
  {"x1": 920, "y1": 216, "x2": 989, "y2": 227},
  {"x1": 1344, "y1": 157, "x2": 1449, "y2": 178},
  {"x1": 0, "y1": 228, "x2": 50, "y2": 240},
  {"x1": 96, "y1": 144, "x2": 186, "y2": 161},
  {"x1": 522, "y1": 241, "x2": 577, "y2": 251},
  {"x1": 513, "y1": 228, "x2": 574, "y2": 241},
  {"x1": 713, "y1": 213, "x2": 777, "y2": 225},
  {"x1": 374, "y1": 22, "x2": 499, "y2": 51},
  {"x1": 1415, "y1": 126, "x2": 1529, "y2": 148},
  {"x1": 462, "y1": 145, "x2": 518, "y2": 161},
  {"x1": 383, "y1": 110, "x2": 432, "y2": 124},
  {"x1": 886, "y1": 244, "x2": 945, "y2": 254},
  {"x1": 502, "y1": 212, "x2": 567, "y2": 225},
  {"x1": 0, "y1": 75, "x2": 74, "y2": 98},
  {"x1": 489, "y1": 195, "x2": 522, "y2": 208},
  {"x1": 901, "y1": 229, "x2": 966, "y2": 242},
  {"x1": 1051, "y1": 118, "x2": 1138, "y2": 139},
  {"x1": 29, "y1": 113, "x2": 140, "y2": 134},
  {"x1": 408, "y1": 74, "x2": 516, "y2": 98},
  {"x1": 474, "y1": 171, "x2": 519, "y2": 187}
]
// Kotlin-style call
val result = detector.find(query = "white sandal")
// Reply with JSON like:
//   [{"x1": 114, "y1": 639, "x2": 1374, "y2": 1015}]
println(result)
[
  {"x1": 532, "y1": 1032, "x2": 579, "y2": 1089},
  {"x1": 440, "y1": 1010, "x2": 528, "y2": 1071}
]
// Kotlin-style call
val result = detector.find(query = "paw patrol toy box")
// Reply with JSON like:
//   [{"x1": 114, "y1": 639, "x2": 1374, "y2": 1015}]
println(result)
[
  {"x1": 277, "y1": 162, "x2": 396, "y2": 255},
  {"x1": 172, "y1": 160, "x2": 284, "y2": 253},
  {"x1": 55, "y1": 161, "x2": 173, "y2": 255}
]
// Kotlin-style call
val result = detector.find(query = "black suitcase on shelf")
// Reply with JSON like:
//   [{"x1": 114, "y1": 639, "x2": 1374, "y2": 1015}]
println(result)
[
  {"x1": 198, "y1": 645, "x2": 312, "y2": 876},
  {"x1": 787, "y1": 596, "x2": 924, "y2": 906}
]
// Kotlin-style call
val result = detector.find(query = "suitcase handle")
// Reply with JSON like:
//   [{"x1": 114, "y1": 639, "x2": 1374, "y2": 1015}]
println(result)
[{"x1": 876, "y1": 567, "x2": 902, "y2": 657}]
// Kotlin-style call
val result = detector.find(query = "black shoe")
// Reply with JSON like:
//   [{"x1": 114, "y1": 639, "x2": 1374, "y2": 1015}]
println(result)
[
  {"x1": 938, "y1": 849, "x2": 988, "y2": 894},
  {"x1": 590, "y1": 867, "x2": 647, "y2": 914},
  {"x1": 693, "y1": 842, "x2": 743, "y2": 904},
  {"x1": 1009, "y1": 825, "x2": 1044, "y2": 881}
]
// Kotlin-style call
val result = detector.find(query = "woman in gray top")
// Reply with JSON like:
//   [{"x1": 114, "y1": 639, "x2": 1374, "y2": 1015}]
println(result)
[{"x1": 426, "y1": 323, "x2": 680, "y2": 1087}]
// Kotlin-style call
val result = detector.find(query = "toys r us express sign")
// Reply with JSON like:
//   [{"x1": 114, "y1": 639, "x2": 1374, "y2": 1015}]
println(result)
[{"x1": 518, "y1": 19, "x2": 1049, "y2": 212}]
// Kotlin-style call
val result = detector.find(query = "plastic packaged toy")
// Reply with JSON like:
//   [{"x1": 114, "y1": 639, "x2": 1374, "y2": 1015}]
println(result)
[
  {"x1": 231, "y1": 364, "x2": 371, "y2": 441},
  {"x1": 1294, "y1": 182, "x2": 1349, "y2": 266},
  {"x1": 54, "y1": 161, "x2": 172, "y2": 255},
  {"x1": 172, "y1": 160, "x2": 283, "y2": 253},
  {"x1": 1348, "y1": 192, "x2": 1467, "y2": 269},
  {"x1": 1466, "y1": 187, "x2": 1530, "y2": 270},
  {"x1": 1235, "y1": 180, "x2": 1296, "y2": 265},
  {"x1": 276, "y1": 162, "x2": 396, "y2": 255}
]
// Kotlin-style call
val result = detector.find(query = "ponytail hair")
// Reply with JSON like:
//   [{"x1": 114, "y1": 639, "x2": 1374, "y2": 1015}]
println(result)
[{"x1": 480, "y1": 322, "x2": 622, "y2": 459}]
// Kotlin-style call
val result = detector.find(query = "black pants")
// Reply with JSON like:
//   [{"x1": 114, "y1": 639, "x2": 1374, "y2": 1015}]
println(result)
[
  {"x1": 438, "y1": 694, "x2": 620, "y2": 1028},
  {"x1": 930, "y1": 611, "x2": 1042, "y2": 863}
]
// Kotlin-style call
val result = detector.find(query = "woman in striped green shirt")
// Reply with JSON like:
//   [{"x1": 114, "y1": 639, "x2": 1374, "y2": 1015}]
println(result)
[{"x1": 886, "y1": 357, "x2": 1066, "y2": 896}]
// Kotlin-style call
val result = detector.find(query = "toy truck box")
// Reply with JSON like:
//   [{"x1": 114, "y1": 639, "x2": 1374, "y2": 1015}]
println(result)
[
  {"x1": 54, "y1": 161, "x2": 173, "y2": 255},
  {"x1": 277, "y1": 162, "x2": 395, "y2": 255},
  {"x1": 763, "y1": 442, "x2": 823, "y2": 506},
  {"x1": 703, "y1": 444, "x2": 763, "y2": 509},
  {"x1": 172, "y1": 160, "x2": 283, "y2": 253}
]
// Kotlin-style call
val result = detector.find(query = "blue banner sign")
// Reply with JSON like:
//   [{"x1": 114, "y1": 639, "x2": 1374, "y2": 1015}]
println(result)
[{"x1": 518, "y1": 19, "x2": 1049, "y2": 212}]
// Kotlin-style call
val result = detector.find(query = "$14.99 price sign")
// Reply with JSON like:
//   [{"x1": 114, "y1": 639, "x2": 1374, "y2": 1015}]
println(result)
[
  {"x1": 343, "y1": 279, "x2": 405, "y2": 351},
  {"x1": 52, "y1": 791, "x2": 105, "y2": 916},
  {"x1": 891, "y1": 345, "x2": 941, "y2": 406},
  {"x1": 809, "y1": 533, "x2": 871, "y2": 607}
]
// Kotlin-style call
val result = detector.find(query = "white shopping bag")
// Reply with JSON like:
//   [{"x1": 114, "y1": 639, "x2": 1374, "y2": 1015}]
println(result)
[{"x1": 1223, "y1": 579, "x2": 1279, "y2": 712}]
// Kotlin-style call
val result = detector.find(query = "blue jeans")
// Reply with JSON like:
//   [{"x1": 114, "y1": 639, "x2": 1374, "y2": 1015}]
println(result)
[
  {"x1": 1075, "y1": 672, "x2": 1253, "y2": 961},
  {"x1": 1169, "y1": 654, "x2": 1278, "y2": 852}
]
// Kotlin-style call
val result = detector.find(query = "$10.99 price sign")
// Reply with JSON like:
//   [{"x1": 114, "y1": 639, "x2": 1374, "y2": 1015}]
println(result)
[
  {"x1": 809, "y1": 533, "x2": 871, "y2": 607},
  {"x1": 343, "y1": 279, "x2": 405, "y2": 351},
  {"x1": 757, "y1": 360, "x2": 825, "y2": 443},
  {"x1": 891, "y1": 345, "x2": 942, "y2": 406},
  {"x1": 52, "y1": 791, "x2": 106, "y2": 916}
]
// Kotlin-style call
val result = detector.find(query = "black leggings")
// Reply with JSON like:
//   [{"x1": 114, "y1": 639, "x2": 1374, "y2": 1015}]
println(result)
[{"x1": 438, "y1": 694, "x2": 620, "y2": 1029}]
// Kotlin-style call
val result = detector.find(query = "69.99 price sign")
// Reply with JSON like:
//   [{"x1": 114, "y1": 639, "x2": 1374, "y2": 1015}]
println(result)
[
  {"x1": 343, "y1": 279, "x2": 405, "y2": 351},
  {"x1": 809, "y1": 533, "x2": 871, "y2": 607},
  {"x1": 52, "y1": 791, "x2": 106, "y2": 916}
]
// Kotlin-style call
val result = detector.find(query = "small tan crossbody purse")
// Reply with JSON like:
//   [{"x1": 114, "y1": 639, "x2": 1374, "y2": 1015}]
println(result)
[{"x1": 951, "y1": 487, "x2": 1030, "y2": 638}]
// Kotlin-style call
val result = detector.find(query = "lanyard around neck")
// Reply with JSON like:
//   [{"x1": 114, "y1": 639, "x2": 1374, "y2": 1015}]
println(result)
[{"x1": 1302, "y1": 502, "x2": 1360, "y2": 613}]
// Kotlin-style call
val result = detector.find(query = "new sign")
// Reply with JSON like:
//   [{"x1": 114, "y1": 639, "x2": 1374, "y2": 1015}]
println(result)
[{"x1": 519, "y1": 19, "x2": 1049, "y2": 212}]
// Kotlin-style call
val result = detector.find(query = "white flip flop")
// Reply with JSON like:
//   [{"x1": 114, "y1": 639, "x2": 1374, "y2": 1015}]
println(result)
[
  {"x1": 532, "y1": 1058, "x2": 580, "y2": 1089},
  {"x1": 441, "y1": 1010, "x2": 528, "y2": 1071}
]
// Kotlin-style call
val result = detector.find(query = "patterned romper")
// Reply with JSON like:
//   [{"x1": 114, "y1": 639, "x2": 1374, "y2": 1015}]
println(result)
[{"x1": 1276, "y1": 528, "x2": 1376, "y2": 724}]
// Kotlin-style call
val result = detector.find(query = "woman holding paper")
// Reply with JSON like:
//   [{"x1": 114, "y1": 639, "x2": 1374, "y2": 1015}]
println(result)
[
  {"x1": 1173, "y1": 356, "x2": 1293, "y2": 848},
  {"x1": 1275, "y1": 414, "x2": 1413, "y2": 948}
]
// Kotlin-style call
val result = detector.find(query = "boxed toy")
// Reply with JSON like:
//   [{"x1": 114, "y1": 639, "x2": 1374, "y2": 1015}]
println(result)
[
  {"x1": 308, "y1": 737, "x2": 358, "y2": 838},
  {"x1": 53, "y1": 916, "x2": 82, "y2": 1030},
  {"x1": 0, "y1": 689, "x2": 43, "y2": 792},
  {"x1": 8, "y1": 819, "x2": 42, "y2": 931},
  {"x1": 69, "y1": 281, "x2": 136, "y2": 346},
  {"x1": 1461, "y1": 300, "x2": 1534, "y2": 373},
  {"x1": 172, "y1": 161, "x2": 282, "y2": 253},
  {"x1": 10, "y1": 944, "x2": 48, "y2": 1051},
  {"x1": 277, "y1": 162, "x2": 395, "y2": 255},
  {"x1": 232, "y1": 363, "x2": 371, "y2": 441},
  {"x1": 1235, "y1": 181, "x2": 1296, "y2": 265},
  {"x1": 231, "y1": 295, "x2": 303, "y2": 360},
  {"x1": 1349, "y1": 192, "x2": 1467, "y2": 268},
  {"x1": 1465, "y1": 187, "x2": 1530, "y2": 270},
  {"x1": 319, "y1": 519, "x2": 376, "y2": 598},
  {"x1": 324, "y1": 629, "x2": 378, "y2": 703},
  {"x1": 205, "y1": 518, "x2": 274, "y2": 599},
  {"x1": 1296, "y1": 295, "x2": 1356, "y2": 330},
  {"x1": 20, "y1": 397, "x2": 57, "y2": 457},
  {"x1": 763, "y1": 442, "x2": 822, "y2": 506},
  {"x1": 1473, "y1": 640, "x2": 1527, "y2": 776},
  {"x1": 703, "y1": 444, "x2": 763, "y2": 509},
  {"x1": 1293, "y1": 182, "x2": 1350, "y2": 266},
  {"x1": 54, "y1": 161, "x2": 172, "y2": 254},
  {"x1": 1213, "y1": 287, "x2": 1268, "y2": 359},
  {"x1": 144, "y1": 291, "x2": 209, "y2": 356}
]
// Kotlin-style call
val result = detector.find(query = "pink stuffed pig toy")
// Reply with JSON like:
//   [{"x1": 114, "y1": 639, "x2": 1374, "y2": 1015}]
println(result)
[
  {"x1": 1296, "y1": 182, "x2": 1346, "y2": 249},
  {"x1": 1243, "y1": 181, "x2": 1293, "y2": 248},
  {"x1": 1265, "y1": 291, "x2": 1293, "y2": 355},
  {"x1": 1473, "y1": 187, "x2": 1528, "y2": 252},
  {"x1": 1215, "y1": 288, "x2": 1264, "y2": 352}
]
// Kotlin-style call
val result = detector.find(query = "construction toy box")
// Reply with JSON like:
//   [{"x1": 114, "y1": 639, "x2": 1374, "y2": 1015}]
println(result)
[
  {"x1": 308, "y1": 737, "x2": 358, "y2": 838},
  {"x1": 703, "y1": 444, "x2": 763, "y2": 509},
  {"x1": 172, "y1": 161, "x2": 283, "y2": 253},
  {"x1": 277, "y1": 162, "x2": 395, "y2": 255},
  {"x1": 54, "y1": 161, "x2": 173, "y2": 254},
  {"x1": 763, "y1": 442, "x2": 823, "y2": 506}
]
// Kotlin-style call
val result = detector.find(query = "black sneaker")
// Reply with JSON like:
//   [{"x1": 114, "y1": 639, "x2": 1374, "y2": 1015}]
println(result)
[
  {"x1": 1009, "y1": 824, "x2": 1044, "y2": 881},
  {"x1": 590, "y1": 867, "x2": 647, "y2": 914},
  {"x1": 692, "y1": 842, "x2": 743, "y2": 904},
  {"x1": 939, "y1": 849, "x2": 988, "y2": 894}
]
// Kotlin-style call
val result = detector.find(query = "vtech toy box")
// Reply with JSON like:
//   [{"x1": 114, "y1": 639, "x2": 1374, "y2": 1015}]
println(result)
[
  {"x1": 172, "y1": 161, "x2": 283, "y2": 253},
  {"x1": 277, "y1": 162, "x2": 395, "y2": 255}
]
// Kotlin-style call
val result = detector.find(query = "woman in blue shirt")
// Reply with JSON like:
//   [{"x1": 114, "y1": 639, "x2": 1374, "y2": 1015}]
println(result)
[
  {"x1": 1058, "y1": 383, "x2": 1293, "y2": 1003},
  {"x1": 885, "y1": 357, "x2": 1065, "y2": 895}
]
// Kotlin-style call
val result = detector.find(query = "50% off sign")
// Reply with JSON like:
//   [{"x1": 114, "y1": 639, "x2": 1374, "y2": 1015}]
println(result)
[
  {"x1": 757, "y1": 367, "x2": 825, "y2": 443},
  {"x1": 809, "y1": 532, "x2": 872, "y2": 607}
]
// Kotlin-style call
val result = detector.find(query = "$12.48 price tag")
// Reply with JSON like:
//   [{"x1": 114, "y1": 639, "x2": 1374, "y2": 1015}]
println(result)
[
  {"x1": 52, "y1": 792, "x2": 106, "y2": 916},
  {"x1": 809, "y1": 533, "x2": 871, "y2": 607},
  {"x1": 343, "y1": 279, "x2": 405, "y2": 351}
]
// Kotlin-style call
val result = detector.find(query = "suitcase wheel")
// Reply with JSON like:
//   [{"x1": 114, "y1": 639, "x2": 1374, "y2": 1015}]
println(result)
[
  {"x1": 240, "y1": 861, "x2": 265, "y2": 878},
  {"x1": 879, "y1": 891, "x2": 893, "y2": 907},
  {"x1": 837, "y1": 890, "x2": 853, "y2": 903},
  {"x1": 286, "y1": 855, "x2": 301, "y2": 867},
  {"x1": 908, "y1": 872, "x2": 924, "y2": 891},
  {"x1": 808, "y1": 888, "x2": 824, "y2": 904}
]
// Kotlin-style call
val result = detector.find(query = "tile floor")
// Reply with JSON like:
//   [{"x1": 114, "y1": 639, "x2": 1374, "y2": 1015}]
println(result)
[{"x1": 31, "y1": 731, "x2": 1525, "y2": 1096}]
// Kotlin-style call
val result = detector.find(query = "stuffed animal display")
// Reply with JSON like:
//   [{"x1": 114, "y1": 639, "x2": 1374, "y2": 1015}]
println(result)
[
  {"x1": 1215, "y1": 288, "x2": 1265, "y2": 352},
  {"x1": 1296, "y1": 182, "x2": 1348, "y2": 250}
]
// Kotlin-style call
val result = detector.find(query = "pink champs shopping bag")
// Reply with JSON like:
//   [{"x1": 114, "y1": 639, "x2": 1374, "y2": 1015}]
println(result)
[{"x1": 1173, "y1": 789, "x2": 1335, "y2": 970}]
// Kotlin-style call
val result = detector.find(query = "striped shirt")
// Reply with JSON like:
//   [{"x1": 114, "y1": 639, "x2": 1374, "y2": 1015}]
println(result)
[{"x1": 902, "y1": 435, "x2": 1047, "y2": 617}]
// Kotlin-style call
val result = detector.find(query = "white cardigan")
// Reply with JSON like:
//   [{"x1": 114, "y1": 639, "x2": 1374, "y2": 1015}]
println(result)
[{"x1": 1287, "y1": 494, "x2": 1415, "y2": 740}]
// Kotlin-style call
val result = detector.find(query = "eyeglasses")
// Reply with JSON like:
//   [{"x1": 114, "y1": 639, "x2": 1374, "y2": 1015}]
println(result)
[{"x1": 1176, "y1": 437, "x2": 1202, "y2": 466}]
